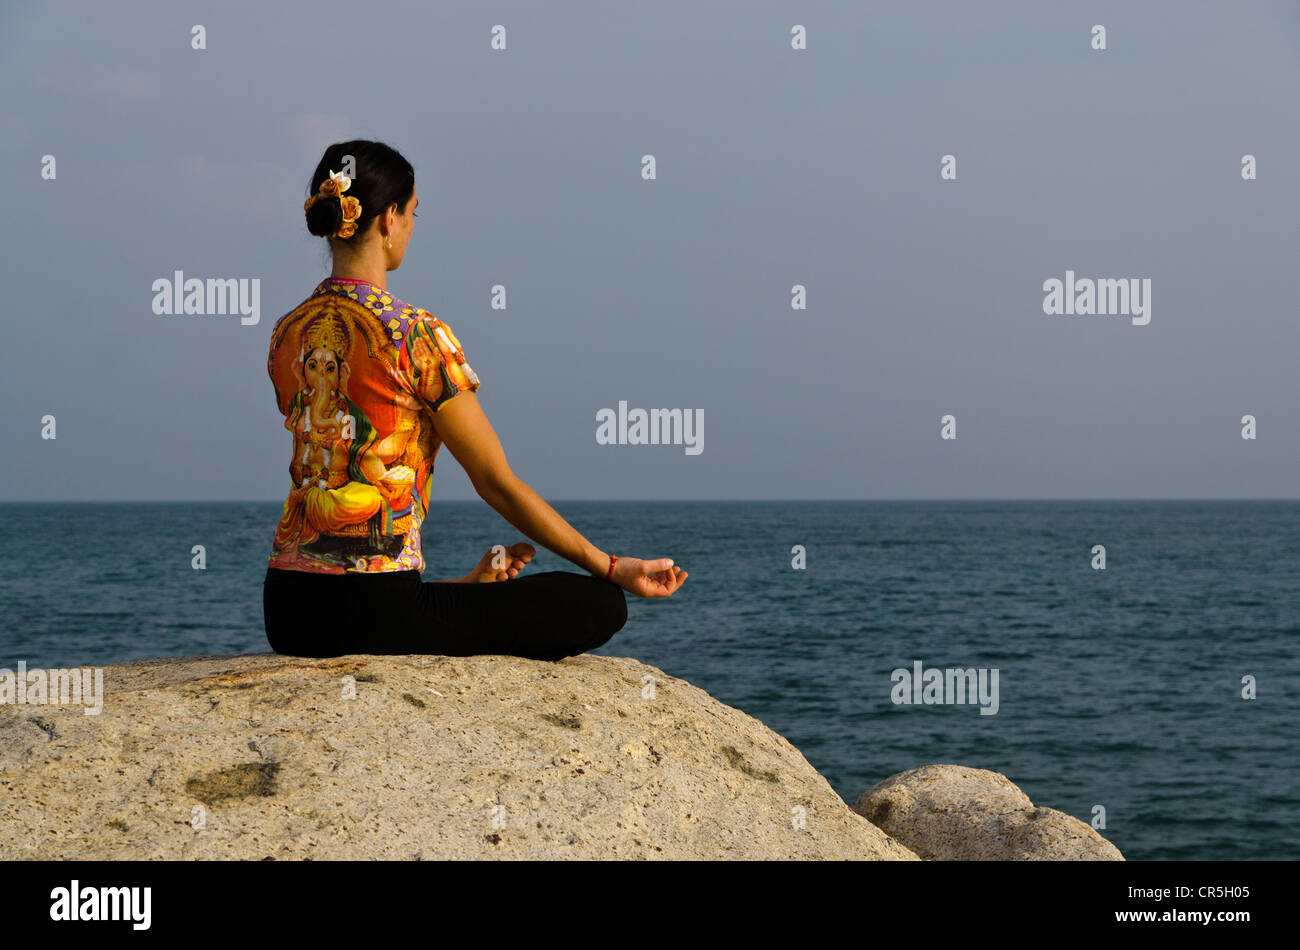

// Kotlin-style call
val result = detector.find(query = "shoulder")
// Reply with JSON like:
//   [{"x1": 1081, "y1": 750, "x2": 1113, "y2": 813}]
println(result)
[
  {"x1": 407, "y1": 308, "x2": 469, "y2": 357},
  {"x1": 400, "y1": 308, "x2": 481, "y2": 396}
]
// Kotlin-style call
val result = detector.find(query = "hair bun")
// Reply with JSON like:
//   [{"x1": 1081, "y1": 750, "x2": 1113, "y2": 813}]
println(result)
[
  {"x1": 305, "y1": 194, "x2": 343, "y2": 237},
  {"x1": 306, "y1": 141, "x2": 415, "y2": 243}
]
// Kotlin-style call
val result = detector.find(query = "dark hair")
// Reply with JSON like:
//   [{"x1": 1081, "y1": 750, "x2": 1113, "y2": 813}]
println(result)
[{"x1": 304, "y1": 140, "x2": 415, "y2": 241}]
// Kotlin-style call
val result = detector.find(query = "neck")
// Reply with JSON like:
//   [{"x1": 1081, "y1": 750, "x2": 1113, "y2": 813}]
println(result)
[{"x1": 329, "y1": 240, "x2": 389, "y2": 289}]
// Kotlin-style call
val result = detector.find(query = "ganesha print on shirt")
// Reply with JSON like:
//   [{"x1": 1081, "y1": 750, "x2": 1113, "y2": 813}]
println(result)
[{"x1": 266, "y1": 281, "x2": 479, "y2": 574}]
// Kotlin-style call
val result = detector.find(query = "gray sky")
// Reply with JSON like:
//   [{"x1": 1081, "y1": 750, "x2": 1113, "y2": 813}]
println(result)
[{"x1": 4, "y1": 0, "x2": 1298, "y2": 501}]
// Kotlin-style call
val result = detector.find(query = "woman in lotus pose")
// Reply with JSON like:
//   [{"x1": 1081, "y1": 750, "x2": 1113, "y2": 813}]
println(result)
[{"x1": 263, "y1": 140, "x2": 686, "y2": 661}]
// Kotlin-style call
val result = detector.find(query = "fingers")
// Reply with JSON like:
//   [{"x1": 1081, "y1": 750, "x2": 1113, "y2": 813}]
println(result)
[
  {"x1": 411, "y1": 335, "x2": 435, "y2": 365},
  {"x1": 638, "y1": 564, "x2": 687, "y2": 597},
  {"x1": 641, "y1": 557, "x2": 674, "y2": 575}
]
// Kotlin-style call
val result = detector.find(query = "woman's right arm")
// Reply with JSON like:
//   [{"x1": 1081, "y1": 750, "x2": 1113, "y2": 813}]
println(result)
[{"x1": 429, "y1": 391, "x2": 687, "y2": 598}]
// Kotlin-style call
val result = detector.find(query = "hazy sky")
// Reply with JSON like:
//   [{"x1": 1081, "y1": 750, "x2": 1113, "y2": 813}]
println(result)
[{"x1": 4, "y1": 0, "x2": 1298, "y2": 501}]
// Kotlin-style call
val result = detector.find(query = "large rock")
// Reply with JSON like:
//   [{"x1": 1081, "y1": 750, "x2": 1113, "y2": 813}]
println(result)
[
  {"x1": 851, "y1": 764, "x2": 1123, "y2": 860},
  {"x1": 0, "y1": 652, "x2": 918, "y2": 860}
]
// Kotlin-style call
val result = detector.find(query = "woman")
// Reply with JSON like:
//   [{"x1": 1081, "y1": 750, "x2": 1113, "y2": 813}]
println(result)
[{"x1": 263, "y1": 140, "x2": 687, "y2": 661}]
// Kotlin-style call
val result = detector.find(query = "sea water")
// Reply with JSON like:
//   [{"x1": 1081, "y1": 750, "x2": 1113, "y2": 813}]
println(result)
[{"x1": 2, "y1": 499, "x2": 1296, "y2": 860}]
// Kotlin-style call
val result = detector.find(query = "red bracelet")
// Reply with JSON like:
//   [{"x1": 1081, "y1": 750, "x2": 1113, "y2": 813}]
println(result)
[{"x1": 605, "y1": 554, "x2": 618, "y2": 580}]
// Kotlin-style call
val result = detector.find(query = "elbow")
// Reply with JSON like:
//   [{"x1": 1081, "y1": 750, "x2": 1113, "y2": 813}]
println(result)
[{"x1": 472, "y1": 468, "x2": 519, "y2": 512}]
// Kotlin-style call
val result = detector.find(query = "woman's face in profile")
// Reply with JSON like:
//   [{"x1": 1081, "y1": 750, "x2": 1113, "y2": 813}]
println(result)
[{"x1": 389, "y1": 186, "x2": 418, "y2": 265}]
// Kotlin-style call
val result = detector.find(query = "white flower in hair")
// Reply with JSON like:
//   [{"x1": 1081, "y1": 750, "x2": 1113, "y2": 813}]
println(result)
[{"x1": 328, "y1": 168, "x2": 351, "y2": 192}]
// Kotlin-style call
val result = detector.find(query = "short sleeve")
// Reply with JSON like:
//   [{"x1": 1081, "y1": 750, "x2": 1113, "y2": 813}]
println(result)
[{"x1": 398, "y1": 311, "x2": 481, "y2": 413}]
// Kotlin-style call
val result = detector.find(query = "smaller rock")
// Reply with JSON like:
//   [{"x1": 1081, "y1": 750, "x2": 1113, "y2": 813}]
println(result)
[{"x1": 852, "y1": 764, "x2": 1123, "y2": 860}]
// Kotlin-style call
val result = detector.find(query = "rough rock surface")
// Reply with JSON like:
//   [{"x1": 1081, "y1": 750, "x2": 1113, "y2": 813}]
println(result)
[
  {"x1": 852, "y1": 764, "x2": 1124, "y2": 860},
  {"x1": 0, "y1": 652, "x2": 918, "y2": 860}
]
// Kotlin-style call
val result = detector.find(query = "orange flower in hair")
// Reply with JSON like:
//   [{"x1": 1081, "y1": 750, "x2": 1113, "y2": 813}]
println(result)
[{"x1": 303, "y1": 169, "x2": 362, "y2": 240}]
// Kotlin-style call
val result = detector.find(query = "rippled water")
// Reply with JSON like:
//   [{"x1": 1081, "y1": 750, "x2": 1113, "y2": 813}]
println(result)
[{"x1": 3, "y1": 500, "x2": 1296, "y2": 860}]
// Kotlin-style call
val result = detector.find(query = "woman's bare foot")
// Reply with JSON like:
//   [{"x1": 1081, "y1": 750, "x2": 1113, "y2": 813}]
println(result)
[{"x1": 460, "y1": 542, "x2": 535, "y2": 582}]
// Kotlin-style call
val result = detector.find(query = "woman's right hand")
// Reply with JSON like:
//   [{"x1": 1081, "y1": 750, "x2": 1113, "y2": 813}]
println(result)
[
  {"x1": 609, "y1": 555, "x2": 688, "y2": 598},
  {"x1": 429, "y1": 392, "x2": 691, "y2": 598}
]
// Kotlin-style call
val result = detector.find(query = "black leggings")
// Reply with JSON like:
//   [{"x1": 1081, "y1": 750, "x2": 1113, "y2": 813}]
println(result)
[{"x1": 263, "y1": 567, "x2": 628, "y2": 661}]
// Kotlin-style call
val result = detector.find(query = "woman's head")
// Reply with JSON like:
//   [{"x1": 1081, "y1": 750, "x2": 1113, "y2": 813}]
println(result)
[{"x1": 305, "y1": 140, "x2": 417, "y2": 269}]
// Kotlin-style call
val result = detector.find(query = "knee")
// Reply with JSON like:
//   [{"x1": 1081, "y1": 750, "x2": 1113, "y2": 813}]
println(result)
[{"x1": 584, "y1": 580, "x2": 627, "y2": 650}]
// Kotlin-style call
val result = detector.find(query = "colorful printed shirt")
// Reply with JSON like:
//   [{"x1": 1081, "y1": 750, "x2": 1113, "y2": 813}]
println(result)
[{"x1": 265, "y1": 277, "x2": 480, "y2": 574}]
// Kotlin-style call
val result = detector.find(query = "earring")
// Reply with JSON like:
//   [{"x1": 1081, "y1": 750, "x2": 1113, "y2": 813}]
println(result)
[{"x1": 386, "y1": 237, "x2": 392, "y2": 249}]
